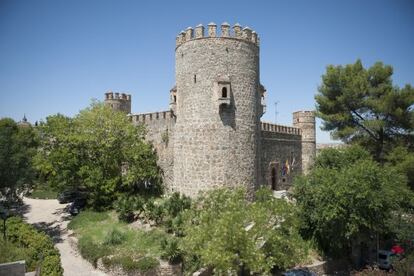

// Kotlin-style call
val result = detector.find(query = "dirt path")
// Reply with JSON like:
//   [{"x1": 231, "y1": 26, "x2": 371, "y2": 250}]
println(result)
[{"x1": 22, "y1": 197, "x2": 107, "y2": 276}]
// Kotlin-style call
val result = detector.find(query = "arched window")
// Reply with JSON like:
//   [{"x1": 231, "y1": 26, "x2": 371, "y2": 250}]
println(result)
[{"x1": 221, "y1": 87, "x2": 227, "y2": 98}]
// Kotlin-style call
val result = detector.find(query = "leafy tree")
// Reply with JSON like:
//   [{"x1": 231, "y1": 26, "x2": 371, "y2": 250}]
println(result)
[
  {"x1": 0, "y1": 118, "x2": 38, "y2": 203},
  {"x1": 181, "y1": 188, "x2": 309, "y2": 274},
  {"x1": 35, "y1": 102, "x2": 161, "y2": 208},
  {"x1": 294, "y1": 146, "x2": 414, "y2": 257},
  {"x1": 385, "y1": 146, "x2": 414, "y2": 190},
  {"x1": 315, "y1": 60, "x2": 414, "y2": 161}
]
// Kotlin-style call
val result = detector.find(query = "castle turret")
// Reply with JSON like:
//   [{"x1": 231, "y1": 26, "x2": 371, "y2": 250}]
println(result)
[
  {"x1": 173, "y1": 22, "x2": 262, "y2": 197},
  {"x1": 104, "y1": 91, "x2": 131, "y2": 113},
  {"x1": 293, "y1": 111, "x2": 316, "y2": 174}
]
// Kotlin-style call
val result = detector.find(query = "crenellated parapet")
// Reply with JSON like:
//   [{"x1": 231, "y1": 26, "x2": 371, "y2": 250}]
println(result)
[
  {"x1": 105, "y1": 91, "x2": 131, "y2": 113},
  {"x1": 261, "y1": 122, "x2": 302, "y2": 135},
  {"x1": 176, "y1": 22, "x2": 260, "y2": 48},
  {"x1": 129, "y1": 111, "x2": 175, "y2": 123}
]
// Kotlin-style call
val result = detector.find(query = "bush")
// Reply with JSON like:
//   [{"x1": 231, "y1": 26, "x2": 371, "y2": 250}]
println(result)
[
  {"x1": 161, "y1": 237, "x2": 183, "y2": 264},
  {"x1": 135, "y1": 256, "x2": 159, "y2": 272},
  {"x1": 78, "y1": 236, "x2": 111, "y2": 267},
  {"x1": 42, "y1": 255, "x2": 64, "y2": 276},
  {"x1": 0, "y1": 217, "x2": 63, "y2": 275},
  {"x1": 144, "y1": 199, "x2": 164, "y2": 225},
  {"x1": 114, "y1": 195, "x2": 145, "y2": 223},
  {"x1": 103, "y1": 227, "x2": 126, "y2": 246}
]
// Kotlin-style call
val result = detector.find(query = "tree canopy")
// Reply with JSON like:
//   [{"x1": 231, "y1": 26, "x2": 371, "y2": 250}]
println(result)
[
  {"x1": 315, "y1": 59, "x2": 414, "y2": 161},
  {"x1": 35, "y1": 102, "x2": 161, "y2": 208},
  {"x1": 0, "y1": 118, "x2": 38, "y2": 203},
  {"x1": 294, "y1": 146, "x2": 414, "y2": 257},
  {"x1": 180, "y1": 188, "x2": 309, "y2": 274}
]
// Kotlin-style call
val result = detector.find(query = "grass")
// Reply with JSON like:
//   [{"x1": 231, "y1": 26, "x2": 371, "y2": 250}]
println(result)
[
  {"x1": 28, "y1": 183, "x2": 58, "y2": 199},
  {"x1": 69, "y1": 210, "x2": 169, "y2": 271}
]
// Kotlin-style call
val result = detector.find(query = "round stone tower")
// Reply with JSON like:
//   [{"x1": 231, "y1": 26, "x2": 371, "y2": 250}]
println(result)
[
  {"x1": 172, "y1": 22, "x2": 262, "y2": 197},
  {"x1": 293, "y1": 111, "x2": 316, "y2": 174},
  {"x1": 104, "y1": 91, "x2": 131, "y2": 113}
]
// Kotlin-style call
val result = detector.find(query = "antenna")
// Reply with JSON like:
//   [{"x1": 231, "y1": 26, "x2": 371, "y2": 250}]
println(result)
[{"x1": 274, "y1": 101, "x2": 279, "y2": 123}]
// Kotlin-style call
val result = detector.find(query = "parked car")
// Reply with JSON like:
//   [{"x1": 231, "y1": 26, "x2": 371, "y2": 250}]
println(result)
[
  {"x1": 69, "y1": 198, "x2": 87, "y2": 216},
  {"x1": 282, "y1": 268, "x2": 317, "y2": 276},
  {"x1": 57, "y1": 190, "x2": 78, "y2": 204},
  {"x1": 378, "y1": 250, "x2": 396, "y2": 270}
]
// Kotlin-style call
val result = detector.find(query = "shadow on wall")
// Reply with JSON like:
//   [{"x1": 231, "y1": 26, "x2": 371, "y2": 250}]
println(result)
[{"x1": 219, "y1": 99, "x2": 236, "y2": 129}]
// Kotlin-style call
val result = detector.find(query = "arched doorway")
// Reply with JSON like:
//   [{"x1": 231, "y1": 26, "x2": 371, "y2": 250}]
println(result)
[{"x1": 271, "y1": 167, "x2": 277, "y2": 190}]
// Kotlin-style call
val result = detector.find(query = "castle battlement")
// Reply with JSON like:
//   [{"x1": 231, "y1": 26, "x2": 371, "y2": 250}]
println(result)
[
  {"x1": 129, "y1": 111, "x2": 174, "y2": 123},
  {"x1": 105, "y1": 91, "x2": 131, "y2": 101},
  {"x1": 261, "y1": 122, "x2": 302, "y2": 135},
  {"x1": 176, "y1": 22, "x2": 259, "y2": 48}
]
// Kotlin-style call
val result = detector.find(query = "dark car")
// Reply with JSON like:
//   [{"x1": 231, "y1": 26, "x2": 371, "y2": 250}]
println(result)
[
  {"x1": 282, "y1": 268, "x2": 317, "y2": 276},
  {"x1": 57, "y1": 190, "x2": 78, "y2": 204},
  {"x1": 69, "y1": 198, "x2": 87, "y2": 216}
]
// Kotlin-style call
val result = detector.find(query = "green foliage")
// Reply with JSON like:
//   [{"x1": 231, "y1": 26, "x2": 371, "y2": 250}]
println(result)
[
  {"x1": 180, "y1": 187, "x2": 308, "y2": 274},
  {"x1": 161, "y1": 237, "x2": 183, "y2": 264},
  {"x1": 0, "y1": 118, "x2": 38, "y2": 203},
  {"x1": 294, "y1": 147, "x2": 414, "y2": 257},
  {"x1": 114, "y1": 194, "x2": 145, "y2": 222},
  {"x1": 78, "y1": 236, "x2": 111, "y2": 267},
  {"x1": 315, "y1": 59, "x2": 414, "y2": 161},
  {"x1": 0, "y1": 217, "x2": 63, "y2": 274},
  {"x1": 386, "y1": 146, "x2": 414, "y2": 190},
  {"x1": 41, "y1": 255, "x2": 64, "y2": 276},
  {"x1": 102, "y1": 255, "x2": 159, "y2": 272},
  {"x1": 393, "y1": 251, "x2": 414, "y2": 276},
  {"x1": 103, "y1": 227, "x2": 127, "y2": 246},
  {"x1": 28, "y1": 182, "x2": 58, "y2": 199},
  {"x1": 35, "y1": 103, "x2": 162, "y2": 209},
  {"x1": 144, "y1": 199, "x2": 164, "y2": 225}
]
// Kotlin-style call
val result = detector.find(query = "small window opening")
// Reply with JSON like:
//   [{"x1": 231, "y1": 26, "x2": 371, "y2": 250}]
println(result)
[
  {"x1": 173, "y1": 95, "x2": 177, "y2": 103},
  {"x1": 194, "y1": 75, "x2": 197, "y2": 83},
  {"x1": 221, "y1": 87, "x2": 227, "y2": 98}
]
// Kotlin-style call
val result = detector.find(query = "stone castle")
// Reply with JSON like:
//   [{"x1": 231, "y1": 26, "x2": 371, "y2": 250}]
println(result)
[{"x1": 104, "y1": 23, "x2": 316, "y2": 197}]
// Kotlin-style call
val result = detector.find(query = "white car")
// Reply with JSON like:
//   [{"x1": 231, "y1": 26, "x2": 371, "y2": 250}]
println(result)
[{"x1": 378, "y1": 250, "x2": 396, "y2": 270}]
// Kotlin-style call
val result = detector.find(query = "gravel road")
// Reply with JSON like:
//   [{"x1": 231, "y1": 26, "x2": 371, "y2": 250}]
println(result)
[{"x1": 23, "y1": 197, "x2": 107, "y2": 276}]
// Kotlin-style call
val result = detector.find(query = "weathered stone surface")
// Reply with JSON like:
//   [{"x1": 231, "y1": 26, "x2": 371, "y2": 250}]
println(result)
[{"x1": 108, "y1": 23, "x2": 316, "y2": 197}]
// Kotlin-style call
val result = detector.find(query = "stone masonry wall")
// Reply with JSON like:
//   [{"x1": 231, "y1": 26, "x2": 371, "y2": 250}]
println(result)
[
  {"x1": 130, "y1": 111, "x2": 175, "y2": 192},
  {"x1": 260, "y1": 122, "x2": 302, "y2": 190},
  {"x1": 173, "y1": 23, "x2": 261, "y2": 198}
]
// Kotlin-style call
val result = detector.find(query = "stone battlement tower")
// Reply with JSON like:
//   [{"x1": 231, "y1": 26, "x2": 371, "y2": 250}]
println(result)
[
  {"x1": 172, "y1": 23, "x2": 263, "y2": 197},
  {"x1": 104, "y1": 91, "x2": 131, "y2": 113},
  {"x1": 109, "y1": 22, "x2": 316, "y2": 198}
]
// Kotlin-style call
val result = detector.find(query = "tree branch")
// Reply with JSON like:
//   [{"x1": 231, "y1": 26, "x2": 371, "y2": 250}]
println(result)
[{"x1": 350, "y1": 110, "x2": 380, "y2": 141}]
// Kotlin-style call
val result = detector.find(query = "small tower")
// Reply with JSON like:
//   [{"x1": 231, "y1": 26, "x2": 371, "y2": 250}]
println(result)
[
  {"x1": 293, "y1": 111, "x2": 316, "y2": 174},
  {"x1": 18, "y1": 114, "x2": 31, "y2": 128},
  {"x1": 104, "y1": 91, "x2": 132, "y2": 113}
]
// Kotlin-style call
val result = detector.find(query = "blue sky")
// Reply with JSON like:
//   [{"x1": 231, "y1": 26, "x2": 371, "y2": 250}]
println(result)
[{"x1": 1, "y1": 0, "x2": 413, "y2": 143}]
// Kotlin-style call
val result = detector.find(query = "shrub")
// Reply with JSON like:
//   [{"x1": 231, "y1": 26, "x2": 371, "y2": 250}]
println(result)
[
  {"x1": 114, "y1": 195, "x2": 145, "y2": 223},
  {"x1": 42, "y1": 255, "x2": 64, "y2": 276},
  {"x1": 135, "y1": 256, "x2": 159, "y2": 272},
  {"x1": 103, "y1": 227, "x2": 126, "y2": 246},
  {"x1": 161, "y1": 237, "x2": 183, "y2": 264},
  {"x1": 0, "y1": 217, "x2": 63, "y2": 275},
  {"x1": 163, "y1": 192, "x2": 191, "y2": 218},
  {"x1": 145, "y1": 199, "x2": 164, "y2": 225},
  {"x1": 78, "y1": 236, "x2": 111, "y2": 267}
]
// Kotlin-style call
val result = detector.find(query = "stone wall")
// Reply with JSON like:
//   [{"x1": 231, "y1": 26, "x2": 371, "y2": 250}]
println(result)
[
  {"x1": 260, "y1": 123, "x2": 302, "y2": 190},
  {"x1": 173, "y1": 23, "x2": 262, "y2": 198},
  {"x1": 130, "y1": 111, "x2": 175, "y2": 192}
]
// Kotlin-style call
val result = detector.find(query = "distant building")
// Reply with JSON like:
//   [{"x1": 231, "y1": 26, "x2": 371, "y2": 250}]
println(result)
[{"x1": 17, "y1": 114, "x2": 31, "y2": 128}]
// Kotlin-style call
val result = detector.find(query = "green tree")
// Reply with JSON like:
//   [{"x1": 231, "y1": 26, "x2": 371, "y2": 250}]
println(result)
[
  {"x1": 181, "y1": 188, "x2": 309, "y2": 274},
  {"x1": 35, "y1": 102, "x2": 161, "y2": 208},
  {"x1": 315, "y1": 60, "x2": 414, "y2": 161},
  {"x1": 294, "y1": 146, "x2": 414, "y2": 257},
  {"x1": 0, "y1": 118, "x2": 38, "y2": 203}
]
